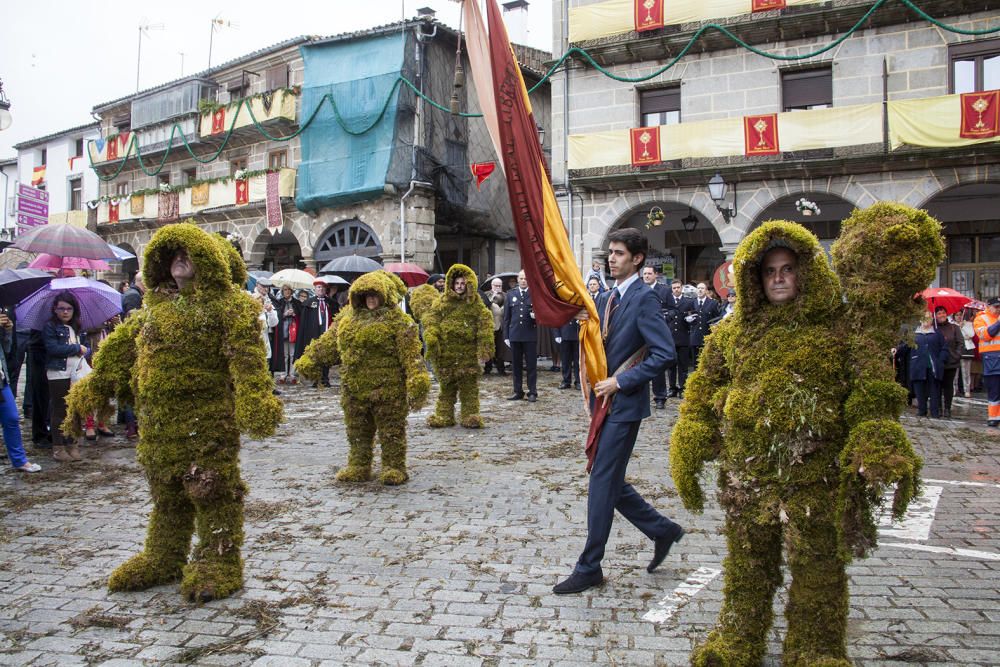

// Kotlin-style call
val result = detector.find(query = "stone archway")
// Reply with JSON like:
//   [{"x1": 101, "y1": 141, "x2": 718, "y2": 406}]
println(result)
[
  {"x1": 749, "y1": 191, "x2": 857, "y2": 254},
  {"x1": 314, "y1": 218, "x2": 383, "y2": 266},
  {"x1": 921, "y1": 181, "x2": 1000, "y2": 299},
  {"x1": 249, "y1": 229, "x2": 303, "y2": 272},
  {"x1": 602, "y1": 201, "x2": 722, "y2": 285}
]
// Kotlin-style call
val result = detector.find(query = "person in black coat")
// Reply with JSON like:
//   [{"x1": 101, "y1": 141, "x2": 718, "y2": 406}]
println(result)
[
  {"x1": 556, "y1": 318, "x2": 580, "y2": 389},
  {"x1": 294, "y1": 281, "x2": 340, "y2": 387},
  {"x1": 688, "y1": 282, "x2": 722, "y2": 366},
  {"x1": 503, "y1": 270, "x2": 538, "y2": 401},
  {"x1": 641, "y1": 267, "x2": 673, "y2": 408},
  {"x1": 910, "y1": 312, "x2": 949, "y2": 418},
  {"x1": 270, "y1": 285, "x2": 302, "y2": 382},
  {"x1": 664, "y1": 279, "x2": 695, "y2": 395}
]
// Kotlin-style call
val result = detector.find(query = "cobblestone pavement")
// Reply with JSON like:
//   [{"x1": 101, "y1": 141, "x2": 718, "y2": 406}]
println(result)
[{"x1": 1, "y1": 369, "x2": 998, "y2": 666}]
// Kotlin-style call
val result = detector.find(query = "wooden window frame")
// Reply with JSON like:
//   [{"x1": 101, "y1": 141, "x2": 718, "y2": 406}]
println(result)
[
  {"x1": 781, "y1": 67, "x2": 832, "y2": 112},
  {"x1": 638, "y1": 86, "x2": 681, "y2": 127},
  {"x1": 267, "y1": 150, "x2": 287, "y2": 170},
  {"x1": 265, "y1": 64, "x2": 289, "y2": 91},
  {"x1": 949, "y1": 38, "x2": 1000, "y2": 94},
  {"x1": 69, "y1": 177, "x2": 83, "y2": 211}
]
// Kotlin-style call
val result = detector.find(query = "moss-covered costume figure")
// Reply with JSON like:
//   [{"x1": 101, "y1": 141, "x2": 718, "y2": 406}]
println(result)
[
  {"x1": 296, "y1": 270, "x2": 429, "y2": 485},
  {"x1": 64, "y1": 222, "x2": 282, "y2": 601},
  {"x1": 421, "y1": 264, "x2": 494, "y2": 428},
  {"x1": 670, "y1": 203, "x2": 944, "y2": 666}
]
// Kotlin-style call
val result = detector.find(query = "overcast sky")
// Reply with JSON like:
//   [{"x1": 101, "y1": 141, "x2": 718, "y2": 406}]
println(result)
[{"x1": 0, "y1": 0, "x2": 553, "y2": 158}]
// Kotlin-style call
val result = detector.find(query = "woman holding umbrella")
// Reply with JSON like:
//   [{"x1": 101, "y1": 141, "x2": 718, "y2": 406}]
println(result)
[
  {"x1": 43, "y1": 292, "x2": 89, "y2": 462},
  {"x1": 270, "y1": 285, "x2": 301, "y2": 384}
]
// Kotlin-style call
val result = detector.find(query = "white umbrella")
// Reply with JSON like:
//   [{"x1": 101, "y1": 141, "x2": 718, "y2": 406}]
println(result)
[{"x1": 269, "y1": 269, "x2": 318, "y2": 290}]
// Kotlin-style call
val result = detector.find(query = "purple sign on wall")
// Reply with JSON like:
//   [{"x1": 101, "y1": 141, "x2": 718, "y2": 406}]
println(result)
[
  {"x1": 18, "y1": 184, "x2": 49, "y2": 203},
  {"x1": 16, "y1": 183, "x2": 49, "y2": 228}
]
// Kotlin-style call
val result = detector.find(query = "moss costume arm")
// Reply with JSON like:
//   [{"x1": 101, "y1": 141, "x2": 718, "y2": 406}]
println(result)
[
  {"x1": 62, "y1": 314, "x2": 142, "y2": 437},
  {"x1": 398, "y1": 320, "x2": 431, "y2": 411},
  {"x1": 670, "y1": 325, "x2": 731, "y2": 512},
  {"x1": 476, "y1": 302, "x2": 495, "y2": 362},
  {"x1": 226, "y1": 296, "x2": 283, "y2": 439},
  {"x1": 294, "y1": 315, "x2": 342, "y2": 382},
  {"x1": 422, "y1": 307, "x2": 442, "y2": 369}
]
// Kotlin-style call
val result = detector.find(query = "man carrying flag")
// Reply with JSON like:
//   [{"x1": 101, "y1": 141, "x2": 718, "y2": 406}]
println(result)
[{"x1": 463, "y1": 0, "x2": 684, "y2": 594}]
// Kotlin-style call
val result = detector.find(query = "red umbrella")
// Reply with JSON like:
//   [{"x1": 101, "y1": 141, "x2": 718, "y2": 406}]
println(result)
[
  {"x1": 920, "y1": 287, "x2": 972, "y2": 315},
  {"x1": 384, "y1": 262, "x2": 430, "y2": 288}
]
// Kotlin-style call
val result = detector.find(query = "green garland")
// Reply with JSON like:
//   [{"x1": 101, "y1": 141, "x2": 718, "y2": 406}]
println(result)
[
  {"x1": 89, "y1": 0, "x2": 1000, "y2": 182},
  {"x1": 197, "y1": 86, "x2": 301, "y2": 115}
]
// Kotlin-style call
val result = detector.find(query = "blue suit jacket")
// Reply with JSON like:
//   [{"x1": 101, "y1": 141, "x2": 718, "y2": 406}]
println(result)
[{"x1": 597, "y1": 279, "x2": 676, "y2": 423}]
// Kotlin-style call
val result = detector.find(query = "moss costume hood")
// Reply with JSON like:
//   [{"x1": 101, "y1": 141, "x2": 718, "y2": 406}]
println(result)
[
  {"x1": 142, "y1": 222, "x2": 235, "y2": 297},
  {"x1": 731, "y1": 220, "x2": 842, "y2": 326},
  {"x1": 348, "y1": 270, "x2": 407, "y2": 311}
]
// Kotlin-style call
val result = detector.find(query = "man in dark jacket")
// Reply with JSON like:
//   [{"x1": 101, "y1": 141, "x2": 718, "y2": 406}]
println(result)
[
  {"x1": 665, "y1": 279, "x2": 694, "y2": 395},
  {"x1": 121, "y1": 275, "x2": 145, "y2": 317},
  {"x1": 688, "y1": 282, "x2": 721, "y2": 366},
  {"x1": 503, "y1": 270, "x2": 538, "y2": 401},
  {"x1": 642, "y1": 267, "x2": 672, "y2": 408},
  {"x1": 295, "y1": 280, "x2": 339, "y2": 387},
  {"x1": 934, "y1": 305, "x2": 963, "y2": 418},
  {"x1": 556, "y1": 318, "x2": 579, "y2": 390}
]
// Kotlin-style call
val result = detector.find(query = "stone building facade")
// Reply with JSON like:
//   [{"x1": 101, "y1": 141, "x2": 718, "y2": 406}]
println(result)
[
  {"x1": 550, "y1": 0, "x2": 1000, "y2": 298},
  {"x1": 88, "y1": 15, "x2": 551, "y2": 283}
]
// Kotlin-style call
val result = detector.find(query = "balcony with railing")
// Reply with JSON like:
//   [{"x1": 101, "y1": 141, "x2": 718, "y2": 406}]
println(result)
[
  {"x1": 567, "y1": 90, "x2": 1000, "y2": 189},
  {"x1": 95, "y1": 167, "x2": 296, "y2": 225},
  {"x1": 198, "y1": 87, "x2": 300, "y2": 148}
]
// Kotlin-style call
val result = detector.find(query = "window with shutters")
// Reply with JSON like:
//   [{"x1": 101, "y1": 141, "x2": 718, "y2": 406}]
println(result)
[
  {"x1": 265, "y1": 64, "x2": 289, "y2": 90},
  {"x1": 781, "y1": 67, "x2": 832, "y2": 112},
  {"x1": 69, "y1": 178, "x2": 83, "y2": 211},
  {"x1": 268, "y1": 150, "x2": 287, "y2": 170},
  {"x1": 950, "y1": 39, "x2": 1000, "y2": 94},
  {"x1": 639, "y1": 86, "x2": 680, "y2": 126}
]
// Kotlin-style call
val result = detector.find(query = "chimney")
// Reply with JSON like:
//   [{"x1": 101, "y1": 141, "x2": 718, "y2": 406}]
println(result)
[
  {"x1": 416, "y1": 7, "x2": 436, "y2": 21},
  {"x1": 502, "y1": 0, "x2": 530, "y2": 45}
]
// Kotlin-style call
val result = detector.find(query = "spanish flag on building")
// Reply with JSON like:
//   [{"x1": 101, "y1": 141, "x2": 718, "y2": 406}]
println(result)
[
  {"x1": 464, "y1": 0, "x2": 610, "y2": 469},
  {"x1": 31, "y1": 165, "x2": 46, "y2": 186}
]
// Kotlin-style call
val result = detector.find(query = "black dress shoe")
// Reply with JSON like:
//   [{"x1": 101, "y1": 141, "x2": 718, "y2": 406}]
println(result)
[
  {"x1": 552, "y1": 570, "x2": 603, "y2": 594},
  {"x1": 574, "y1": 382, "x2": 580, "y2": 389},
  {"x1": 654, "y1": 399, "x2": 666, "y2": 409},
  {"x1": 558, "y1": 382, "x2": 571, "y2": 389},
  {"x1": 507, "y1": 393, "x2": 524, "y2": 401},
  {"x1": 526, "y1": 393, "x2": 537, "y2": 402},
  {"x1": 667, "y1": 389, "x2": 678, "y2": 397},
  {"x1": 647, "y1": 526, "x2": 684, "y2": 573}
]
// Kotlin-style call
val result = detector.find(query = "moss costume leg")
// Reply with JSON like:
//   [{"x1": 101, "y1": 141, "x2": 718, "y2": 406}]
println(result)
[
  {"x1": 108, "y1": 473, "x2": 194, "y2": 592},
  {"x1": 428, "y1": 378, "x2": 457, "y2": 427},
  {"x1": 179, "y1": 461, "x2": 246, "y2": 601},
  {"x1": 338, "y1": 395, "x2": 375, "y2": 482},
  {"x1": 693, "y1": 506, "x2": 783, "y2": 667},
  {"x1": 374, "y1": 400, "x2": 409, "y2": 485},
  {"x1": 783, "y1": 486, "x2": 850, "y2": 667},
  {"x1": 458, "y1": 374, "x2": 483, "y2": 428}
]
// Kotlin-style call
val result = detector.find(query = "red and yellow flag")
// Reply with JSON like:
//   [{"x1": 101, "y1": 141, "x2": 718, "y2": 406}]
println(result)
[
  {"x1": 465, "y1": 0, "x2": 609, "y2": 466},
  {"x1": 960, "y1": 90, "x2": 1000, "y2": 139},
  {"x1": 31, "y1": 165, "x2": 46, "y2": 186}
]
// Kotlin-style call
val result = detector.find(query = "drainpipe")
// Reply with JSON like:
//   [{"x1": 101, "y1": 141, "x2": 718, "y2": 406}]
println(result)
[
  {"x1": 399, "y1": 180, "x2": 432, "y2": 263},
  {"x1": 562, "y1": 0, "x2": 576, "y2": 266},
  {"x1": 405, "y1": 20, "x2": 437, "y2": 265}
]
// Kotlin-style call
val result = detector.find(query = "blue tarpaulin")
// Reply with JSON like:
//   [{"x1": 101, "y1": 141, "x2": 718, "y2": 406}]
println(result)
[{"x1": 296, "y1": 33, "x2": 405, "y2": 211}]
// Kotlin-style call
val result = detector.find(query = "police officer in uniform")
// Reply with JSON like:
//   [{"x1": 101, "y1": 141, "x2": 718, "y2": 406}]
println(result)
[
  {"x1": 503, "y1": 270, "x2": 538, "y2": 402},
  {"x1": 664, "y1": 279, "x2": 695, "y2": 395}
]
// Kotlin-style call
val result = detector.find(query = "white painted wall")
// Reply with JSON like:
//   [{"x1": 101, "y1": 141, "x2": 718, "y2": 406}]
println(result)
[{"x1": 15, "y1": 126, "x2": 100, "y2": 219}]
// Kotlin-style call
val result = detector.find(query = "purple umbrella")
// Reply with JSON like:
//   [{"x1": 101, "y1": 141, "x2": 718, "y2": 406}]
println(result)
[{"x1": 16, "y1": 277, "x2": 123, "y2": 331}]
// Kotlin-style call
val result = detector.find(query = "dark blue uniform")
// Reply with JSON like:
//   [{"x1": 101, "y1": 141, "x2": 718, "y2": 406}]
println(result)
[
  {"x1": 557, "y1": 319, "x2": 579, "y2": 389},
  {"x1": 664, "y1": 291, "x2": 694, "y2": 393},
  {"x1": 503, "y1": 286, "x2": 537, "y2": 398}
]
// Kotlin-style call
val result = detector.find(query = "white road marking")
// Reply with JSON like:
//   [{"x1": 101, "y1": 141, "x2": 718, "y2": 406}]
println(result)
[
  {"x1": 878, "y1": 485, "x2": 942, "y2": 541},
  {"x1": 924, "y1": 478, "x2": 1000, "y2": 490},
  {"x1": 642, "y1": 566, "x2": 721, "y2": 623},
  {"x1": 881, "y1": 542, "x2": 1000, "y2": 561}
]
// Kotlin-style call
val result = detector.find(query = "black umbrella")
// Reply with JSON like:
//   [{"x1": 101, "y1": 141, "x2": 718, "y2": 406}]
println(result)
[
  {"x1": 479, "y1": 272, "x2": 518, "y2": 291},
  {"x1": 319, "y1": 254, "x2": 383, "y2": 282},
  {"x1": 0, "y1": 268, "x2": 54, "y2": 307}
]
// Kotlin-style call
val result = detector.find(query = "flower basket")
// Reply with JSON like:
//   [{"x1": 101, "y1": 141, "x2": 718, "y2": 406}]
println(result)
[
  {"x1": 646, "y1": 206, "x2": 666, "y2": 229},
  {"x1": 795, "y1": 198, "x2": 821, "y2": 217}
]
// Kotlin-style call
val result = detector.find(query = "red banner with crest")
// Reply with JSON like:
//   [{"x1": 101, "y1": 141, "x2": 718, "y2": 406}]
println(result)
[
  {"x1": 212, "y1": 108, "x2": 227, "y2": 135},
  {"x1": 634, "y1": 0, "x2": 665, "y2": 32},
  {"x1": 235, "y1": 178, "x2": 249, "y2": 205},
  {"x1": 752, "y1": 0, "x2": 787, "y2": 11},
  {"x1": 960, "y1": 90, "x2": 1000, "y2": 139},
  {"x1": 106, "y1": 137, "x2": 118, "y2": 161},
  {"x1": 744, "y1": 114, "x2": 780, "y2": 155},
  {"x1": 109, "y1": 202, "x2": 119, "y2": 223},
  {"x1": 630, "y1": 126, "x2": 662, "y2": 166}
]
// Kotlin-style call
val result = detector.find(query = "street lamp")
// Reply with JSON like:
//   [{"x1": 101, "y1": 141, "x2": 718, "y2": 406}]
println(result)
[
  {"x1": 0, "y1": 79, "x2": 12, "y2": 131},
  {"x1": 708, "y1": 172, "x2": 737, "y2": 223},
  {"x1": 681, "y1": 209, "x2": 699, "y2": 232}
]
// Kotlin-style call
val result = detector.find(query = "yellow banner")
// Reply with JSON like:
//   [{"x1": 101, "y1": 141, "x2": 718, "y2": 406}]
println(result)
[
  {"x1": 888, "y1": 93, "x2": 1000, "y2": 149},
  {"x1": 569, "y1": 103, "x2": 883, "y2": 169},
  {"x1": 570, "y1": 0, "x2": 825, "y2": 42}
]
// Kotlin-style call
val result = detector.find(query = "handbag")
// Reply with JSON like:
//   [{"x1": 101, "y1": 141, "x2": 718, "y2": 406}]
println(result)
[
  {"x1": 288, "y1": 318, "x2": 298, "y2": 344},
  {"x1": 70, "y1": 357, "x2": 93, "y2": 385}
]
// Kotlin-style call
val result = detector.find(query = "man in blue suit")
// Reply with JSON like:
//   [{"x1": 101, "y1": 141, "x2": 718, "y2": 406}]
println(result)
[{"x1": 553, "y1": 228, "x2": 685, "y2": 595}]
